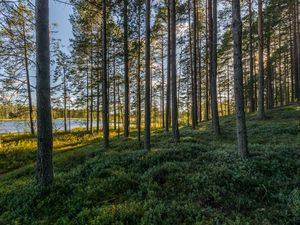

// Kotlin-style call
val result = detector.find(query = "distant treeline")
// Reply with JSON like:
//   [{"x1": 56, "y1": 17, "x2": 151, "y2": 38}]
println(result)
[{"x1": 0, "y1": 104, "x2": 86, "y2": 120}]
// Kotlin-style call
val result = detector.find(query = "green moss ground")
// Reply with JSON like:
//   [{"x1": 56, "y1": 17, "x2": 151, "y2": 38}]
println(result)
[{"x1": 1, "y1": 105, "x2": 300, "y2": 224}]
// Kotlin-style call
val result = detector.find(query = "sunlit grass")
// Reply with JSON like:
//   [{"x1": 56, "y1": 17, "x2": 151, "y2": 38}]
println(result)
[{"x1": 0, "y1": 128, "x2": 123, "y2": 174}]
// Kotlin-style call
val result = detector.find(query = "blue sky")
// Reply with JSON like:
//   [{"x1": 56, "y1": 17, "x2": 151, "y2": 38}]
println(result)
[{"x1": 49, "y1": 0, "x2": 73, "y2": 51}]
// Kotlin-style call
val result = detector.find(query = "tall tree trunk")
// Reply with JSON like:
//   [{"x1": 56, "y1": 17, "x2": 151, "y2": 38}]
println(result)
[
  {"x1": 117, "y1": 76, "x2": 121, "y2": 137},
  {"x1": 254, "y1": 51, "x2": 258, "y2": 107},
  {"x1": 289, "y1": 13, "x2": 295, "y2": 102},
  {"x1": 198, "y1": 17, "x2": 202, "y2": 122},
  {"x1": 193, "y1": 0, "x2": 198, "y2": 127},
  {"x1": 284, "y1": 52, "x2": 290, "y2": 104},
  {"x1": 209, "y1": 0, "x2": 220, "y2": 135},
  {"x1": 137, "y1": 3, "x2": 142, "y2": 143},
  {"x1": 96, "y1": 51, "x2": 100, "y2": 133},
  {"x1": 102, "y1": 0, "x2": 109, "y2": 148},
  {"x1": 188, "y1": 0, "x2": 196, "y2": 129},
  {"x1": 278, "y1": 30, "x2": 284, "y2": 106},
  {"x1": 86, "y1": 69, "x2": 89, "y2": 133},
  {"x1": 63, "y1": 69, "x2": 67, "y2": 132},
  {"x1": 177, "y1": 65, "x2": 181, "y2": 106},
  {"x1": 257, "y1": 0, "x2": 265, "y2": 119},
  {"x1": 248, "y1": 0, "x2": 255, "y2": 113},
  {"x1": 294, "y1": 0, "x2": 300, "y2": 101},
  {"x1": 196, "y1": 1, "x2": 202, "y2": 122},
  {"x1": 113, "y1": 50, "x2": 117, "y2": 131},
  {"x1": 295, "y1": 0, "x2": 300, "y2": 101},
  {"x1": 227, "y1": 65, "x2": 230, "y2": 115},
  {"x1": 170, "y1": 0, "x2": 180, "y2": 142},
  {"x1": 204, "y1": 0, "x2": 209, "y2": 121},
  {"x1": 218, "y1": 82, "x2": 223, "y2": 116},
  {"x1": 187, "y1": 79, "x2": 190, "y2": 126},
  {"x1": 90, "y1": 40, "x2": 94, "y2": 133},
  {"x1": 124, "y1": 0, "x2": 130, "y2": 138},
  {"x1": 232, "y1": 0, "x2": 249, "y2": 159},
  {"x1": 266, "y1": 36, "x2": 274, "y2": 109},
  {"x1": 36, "y1": 0, "x2": 53, "y2": 186},
  {"x1": 161, "y1": 33, "x2": 165, "y2": 129},
  {"x1": 144, "y1": 0, "x2": 151, "y2": 150},
  {"x1": 166, "y1": 0, "x2": 171, "y2": 132},
  {"x1": 22, "y1": 19, "x2": 35, "y2": 135},
  {"x1": 107, "y1": 45, "x2": 110, "y2": 127},
  {"x1": 68, "y1": 100, "x2": 71, "y2": 132}
]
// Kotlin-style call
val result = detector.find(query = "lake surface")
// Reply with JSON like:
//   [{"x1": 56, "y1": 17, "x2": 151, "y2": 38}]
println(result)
[{"x1": 0, "y1": 120, "x2": 92, "y2": 134}]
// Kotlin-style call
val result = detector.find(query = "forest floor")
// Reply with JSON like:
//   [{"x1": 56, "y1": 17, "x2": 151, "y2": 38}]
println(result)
[{"x1": 1, "y1": 105, "x2": 300, "y2": 224}]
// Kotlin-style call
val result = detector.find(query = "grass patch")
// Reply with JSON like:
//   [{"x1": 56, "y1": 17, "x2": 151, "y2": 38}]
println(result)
[{"x1": 0, "y1": 105, "x2": 300, "y2": 224}]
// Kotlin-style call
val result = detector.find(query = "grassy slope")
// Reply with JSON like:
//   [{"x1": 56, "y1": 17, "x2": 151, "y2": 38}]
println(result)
[
  {"x1": 0, "y1": 130, "x2": 104, "y2": 174},
  {"x1": 1, "y1": 106, "x2": 300, "y2": 224}
]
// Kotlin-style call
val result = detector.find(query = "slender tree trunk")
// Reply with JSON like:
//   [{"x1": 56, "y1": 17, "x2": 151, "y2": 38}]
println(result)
[
  {"x1": 177, "y1": 65, "x2": 181, "y2": 106},
  {"x1": 170, "y1": 0, "x2": 180, "y2": 142},
  {"x1": 187, "y1": 79, "x2": 190, "y2": 126},
  {"x1": 227, "y1": 65, "x2": 230, "y2": 115},
  {"x1": 295, "y1": 0, "x2": 300, "y2": 101},
  {"x1": 209, "y1": 0, "x2": 220, "y2": 135},
  {"x1": 188, "y1": 0, "x2": 195, "y2": 129},
  {"x1": 113, "y1": 51, "x2": 117, "y2": 131},
  {"x1": 232, "y1": 0, "x2": 249, "y2": 159},
  {"x1": 166, "y1": 0, "x2": 171, "y2": 132},
  {"x1": 161, "y1": 33, "x2": 165, "y2": 129},
  {"x1": 144, "y1": 0, "x2": 151, "y2": 150},
  {"x1": 107, "y1": 45, "x2": 110, "y2": 127},
  {"x1": 218, "y1": 82, "x2": 223, "y2": 116},
  {"x1": 292, "y1": 1, "x2": 299, "y2": 101},
  {"x1": 124, "y1": 0, "x2": 130, "y2": 138},
  {"x1": 193, "y1": 0, "x2": 198, "y2": 127},
  {"x1": 22, "y1": 19, "x2": 35, "y2": 135},
  {"x1": 102, "y1": 0, "x2": 109, "y2": 147},
  {"x1": 248, "y1": 0, "x2": 255, "y2": 112},
  {"x1": 266, "y1": 36, "x2": 273, "y2": 109},
  {"x1": 294, "y1": 0, "x2": 300, "y2": 101},
  {"x1": 36, "y1": 0, "x2": 53, "y2": 186},
  {"x1": 198, "y1": 22, "x2": 202, "y2": 122},
  {"x1": 284, "y1": 53, "x2": 289, "y2": 104},
  {"x1": 297, "y1": 0, "x2": 300, "y2": 102},
  {"x1": 257, "y1": 0, "x2": 265, "y2": 119},
  {"x1": 290, "y1": 13, "x2": 295, "y2": 102},
  {"x1": 117, "y1": 76, "x2": 121, "y2": 137},
  {"x1": 254, "y1": 51, "x2": 258, "y2": 107},
  {"x1": 68, "y1": 100, "x2": 71, "y2": 132},
  {"x1": 63, "y1": 69, "x2": 67, "y2": 132},
  {"x1": 90, "y1": 40, "x2": 94, "y2": 133},
  {"x1": 137, "y1": 3, "x2": 142, "y2": 143},
  {"x1": 86, "y1": 69, "x2": 89, "y2": 133},
  {"x1": 96, "y1": 52, "x2": 100, "y2": 133},
  {"x1": 205, "y1": 0, "x2": 209, "y2": 121}
]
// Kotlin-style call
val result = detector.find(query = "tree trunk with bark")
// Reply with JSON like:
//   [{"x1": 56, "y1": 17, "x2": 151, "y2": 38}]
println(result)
[
  {"x1": 209, "y1": 0, "x2": 220, "y2": 135},
  {"x1": 232, "y1": 0, "x2": 249, "y2": 159},
  {"x1": 102, "y1": 0, "x2": 109, "y2": 148},
  {"x1": 257, "y1": 0, "x2": 265, "y2": 119},
  {"x1": 144, "y1": 0, "x2": 151, "y2": 150},
  {"x1": 193, "y1": 0, "x2": 198, "y2": 127},
  {"x1": 36, "y1": 0, "x2": 53, "y2": 186},
  {"x1": 137, "y1": 2, "x2": 142, "y2": 143},
  {"x1": 124, "y1": 0, "x2": 130, "y2": 138},
  {"x1": 170, "y1": 0, "x2": 180, "y2": 142},
  {"x1": 248, "y1": 0, "x2": 255, "y2": 113},
  {"x1": 22, "y1": 19, "x2": 35, "y2": 135},
  {"x1": 166, "y1": 0, "x2": 171, "y2": 132}
]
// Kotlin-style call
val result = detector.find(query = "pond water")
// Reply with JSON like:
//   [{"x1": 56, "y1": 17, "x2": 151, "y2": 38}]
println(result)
[{"x1": 0, "y1": 120, "x2": 92, "y2": 134}]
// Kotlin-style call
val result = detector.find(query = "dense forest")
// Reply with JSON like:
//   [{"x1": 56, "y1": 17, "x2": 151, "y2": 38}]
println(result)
[{"x1": 0, "y1": 0, "x2": 300, "y2": 224}]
